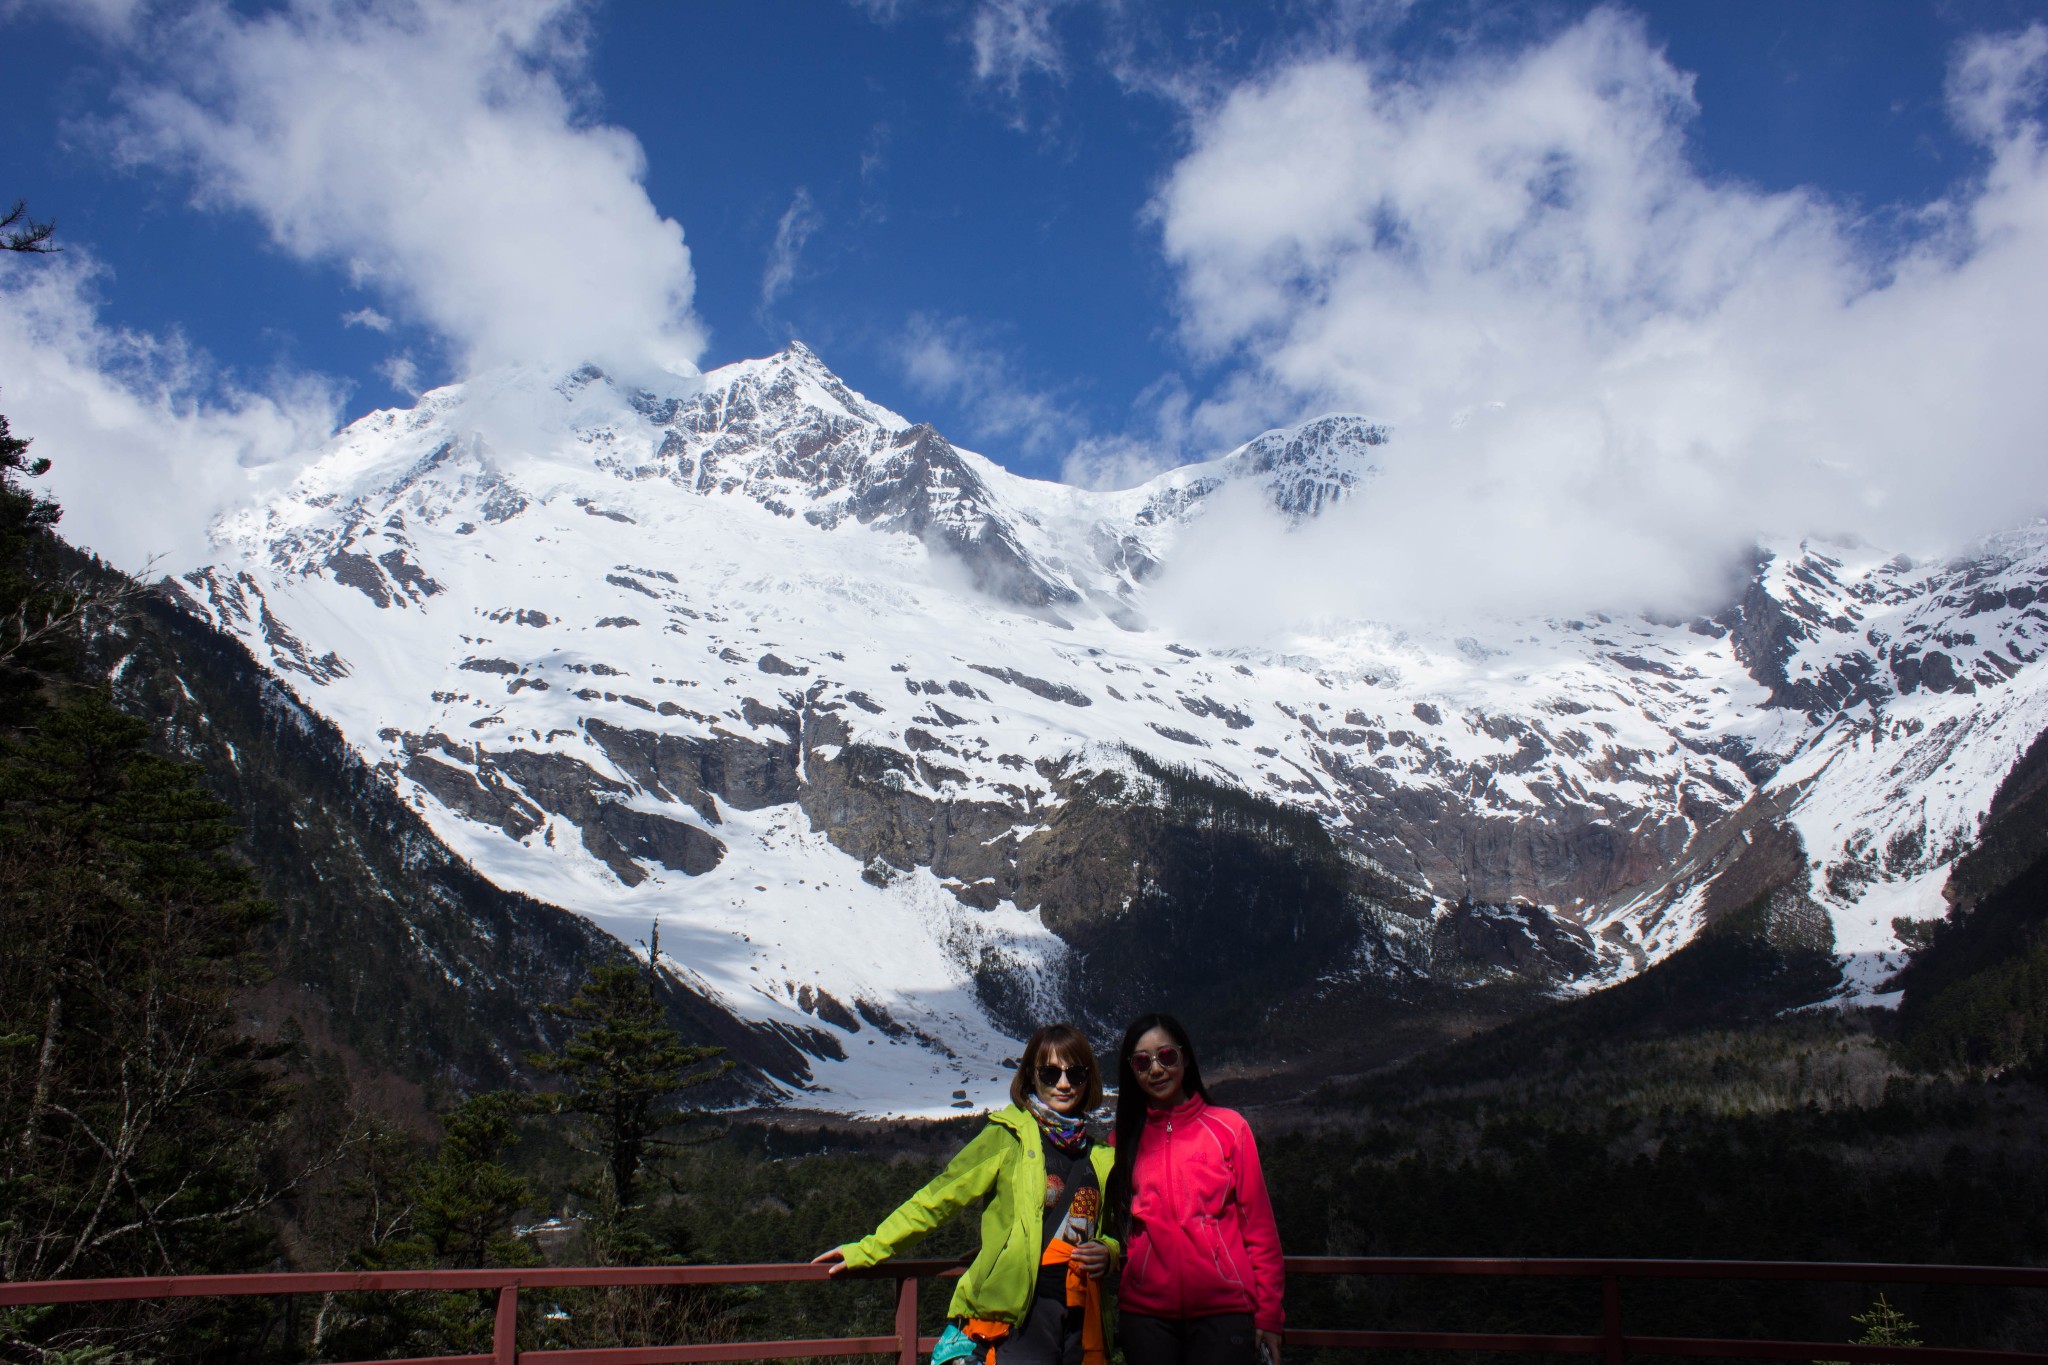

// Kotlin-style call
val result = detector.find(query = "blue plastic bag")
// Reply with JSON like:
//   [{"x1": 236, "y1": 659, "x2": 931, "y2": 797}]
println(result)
[{"x1": 932, "y1": 1323, "x2": 978, "y2": 1365}]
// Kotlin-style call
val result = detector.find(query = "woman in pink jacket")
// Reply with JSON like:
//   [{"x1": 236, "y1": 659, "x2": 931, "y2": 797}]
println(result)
[{"x1": 1104, "y1": 1014, "x2": 1284, "y2": 1365}]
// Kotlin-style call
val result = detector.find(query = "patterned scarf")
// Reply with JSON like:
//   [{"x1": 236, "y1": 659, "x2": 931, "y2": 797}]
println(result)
[{"x1": 1026, "y1": 1094, "x2": 1091, "y2": 1154}]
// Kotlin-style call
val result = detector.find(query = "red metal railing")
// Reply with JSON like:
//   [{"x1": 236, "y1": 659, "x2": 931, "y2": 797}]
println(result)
[{"x1": 3, "y1": 1256, "x2": 2046, "y2": 1364}]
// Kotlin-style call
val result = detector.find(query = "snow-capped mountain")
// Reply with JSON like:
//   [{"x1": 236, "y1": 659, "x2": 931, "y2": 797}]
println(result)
[{"x1": 172, "y1": 342, "x2": 2048, "y2": 1112}]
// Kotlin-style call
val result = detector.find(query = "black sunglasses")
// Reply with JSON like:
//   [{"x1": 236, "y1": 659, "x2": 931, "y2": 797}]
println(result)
[{"x1": 1036, "y1": 1062, "x2": 1091, "y2": 1087}]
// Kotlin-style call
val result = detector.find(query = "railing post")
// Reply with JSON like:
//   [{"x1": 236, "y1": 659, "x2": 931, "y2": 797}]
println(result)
[
  {"x1": 897, "y1": 1274, "x2": 920, "y2": 1365},
  {"x1": 494, "y1": 1282, "x2": 519, "y2": 1364},
  {"x1": 1601, "y1": 1273, "x2": 1623, "y2": 1365}
]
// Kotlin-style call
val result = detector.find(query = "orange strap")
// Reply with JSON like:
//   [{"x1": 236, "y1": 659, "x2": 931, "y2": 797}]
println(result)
[
  {"x1": 960, "y1": 1318, "x2": 1010, "y2": 1365},
  {"x1": 1040, "y1": 1239, "x2": 1108, "y2": 1365}
]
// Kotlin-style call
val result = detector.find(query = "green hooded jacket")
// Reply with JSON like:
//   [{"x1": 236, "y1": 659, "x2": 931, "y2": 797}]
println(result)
[{"x1": 838, "y1": 1104, "x2": 1120, "y2": 1327}]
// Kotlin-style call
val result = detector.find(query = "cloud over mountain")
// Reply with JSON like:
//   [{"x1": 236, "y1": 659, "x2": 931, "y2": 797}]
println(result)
[
  {"x1": 1152, "y1": 11, "x2": 2048, "y2": 624},
  {"x1": 0, "y1": 255, "x2": 340, "y2": 569},
  {"x1": 114, "y1": 0, "x2": 704, "y2": 382},
  {"x1": 1, "y1": 0, "x2": 708, "y2": 563}
]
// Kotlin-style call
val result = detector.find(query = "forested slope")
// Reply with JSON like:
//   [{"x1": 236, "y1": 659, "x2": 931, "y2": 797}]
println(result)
[{"x1": 83, "y1": 545, "x2": 814, "y2": 1102}]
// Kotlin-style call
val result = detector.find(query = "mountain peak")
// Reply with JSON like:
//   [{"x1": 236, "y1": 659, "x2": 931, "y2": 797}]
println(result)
[
  {"x1": 1221, "y1": 413, "x2": 1388, "y2": 517},
  {"x1": 1124, "y1": 411, "x2": 1390, "y2": 527},
  {"x1": 177, "y1": 339, "x2": 2048, "y2": 1109}
]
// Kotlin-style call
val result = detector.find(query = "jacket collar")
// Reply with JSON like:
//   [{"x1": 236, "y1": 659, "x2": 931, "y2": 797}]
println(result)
[
  {"x1": 988, "y1": 1102, "x2": 1034, "y2": 1136},
  {"x1": 1143, "y1": 1092, "x2": 1207, "y2": 1126}
]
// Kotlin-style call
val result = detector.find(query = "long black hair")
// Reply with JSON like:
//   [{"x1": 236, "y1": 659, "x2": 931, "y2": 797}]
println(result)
[{"x1": 1103, "y1": 1012, "x2": 1206, "y2": 1239}]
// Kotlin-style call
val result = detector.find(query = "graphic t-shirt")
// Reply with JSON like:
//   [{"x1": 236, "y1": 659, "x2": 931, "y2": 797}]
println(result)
[{"x1": 1037, "y1": 1131, "x2": 1100, "y2": 1297}]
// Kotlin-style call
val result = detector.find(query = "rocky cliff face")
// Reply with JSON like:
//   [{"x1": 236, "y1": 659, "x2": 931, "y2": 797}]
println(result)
[
  {"x1": 168, "y1": 342, "x2": 2048, "y2": 1111},
  {"x1": 75, "y1": 546, "x2": 812, "y2": 1103}
]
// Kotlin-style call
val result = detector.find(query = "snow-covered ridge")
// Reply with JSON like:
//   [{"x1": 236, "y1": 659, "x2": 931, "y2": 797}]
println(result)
[{"x1": 177, "y1": 343, "x2": 2048, "y2": 1110}]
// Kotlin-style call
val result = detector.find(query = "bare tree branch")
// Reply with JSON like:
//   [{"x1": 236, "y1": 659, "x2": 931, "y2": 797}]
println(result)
[
  {"x1": 1, "y1": 200, "x2": 59, "y2": 254},
  {"x1": 0, "y1": 557, "x2": 159, "y2": 665}
]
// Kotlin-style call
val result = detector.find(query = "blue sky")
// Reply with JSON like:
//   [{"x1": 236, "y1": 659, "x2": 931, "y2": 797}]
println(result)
[{"x1": 4, "y1": 0, "x2": 2048, "y2": 589}]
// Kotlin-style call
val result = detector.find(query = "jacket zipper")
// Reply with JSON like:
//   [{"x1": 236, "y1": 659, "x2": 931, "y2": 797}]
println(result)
[
  {"x1": 1163, "y1": 1115, "x2": 1181, "y2": 1316},
  {"x1": 1019, "y1": 1126, "x2": 1043, "y2": 1323}
]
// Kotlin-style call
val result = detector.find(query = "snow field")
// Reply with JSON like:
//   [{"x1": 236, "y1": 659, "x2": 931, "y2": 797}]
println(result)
[{"x1": 180, "y1": 350, "x2": 2048, "y2": 1101}]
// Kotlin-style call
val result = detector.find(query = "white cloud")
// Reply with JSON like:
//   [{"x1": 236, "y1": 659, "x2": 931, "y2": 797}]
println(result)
[
  {"x1": 968, "y1": 0, "x2": 1070, "y2": 122},
  {"x1": 1058, "y1": 373, "x2": 1193, "y2": 489},
  {"x1": 341, "y1": 305, "x2": 393, "y2": 333},
  {"x1": 1059, "y1": 433, "x2": 1175, "y2": 491},
  {"x1": 113, "y1": 0, "x2": 703, "y2": 384},
  {"x1": 0, "y1": 255, "x2": 339, "y2": 572},
  {"x1": 377, "y1": 352, "x2": 422, "y2": 395},
  {"x1": 1147, "y1": 12, "x2": 2048, "y2": 630},
  {"x1": 1949, "y1": 22, "x2": 2048, "y2": 144},
  {"x1": 2, "y1": 0, "x2": 150, "y2": 39},
  {"x1": 851, "y1": 0, "x2": 1075, "y2": 126},
  {"x1": 861, "y1": 122, "x2": 891, "y2": 183},
  {"x1": 898, "y1": 313, "x2": 1085, "y2": 462},
  {"x1": 901, "y1": 317, "x2": 1202, "y2": 485},
  {"x1": 759, "y1": 188, "x2": 821, "y2": 313},
  {"x1": 845, "y1": 0, "x2": 908, "y2": 21}
]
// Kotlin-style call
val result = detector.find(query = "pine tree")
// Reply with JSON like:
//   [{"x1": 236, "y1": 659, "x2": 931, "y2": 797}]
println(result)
[
  {"x1": 1, "y1": 412, "x2": 141, "y2": 701},
  {"x1": 0, "y1": 412, "x2": 68, "y2": 693},
  {"x1": 0, "y1": 402, "x2": 298, "y2": 1359},
  {"x1": 403, "y1": 1094, "x2": 540, "y2": 1268},
  {"x1": 1815, "y1": 1293, "x2": 1923, "y2": 1363},
  {"x1": 0, "y1": 689, "x2": 293, "y2": 1359},
  {"x1": 320, "y1": 1094, "x2": 539, "y2": 1360},
  {"x1": 0, "y1": 230, "x2": 68, "y2": 693},
  {"x1": 523, "y1": 944, "x2": 733, "y2": 1354},
  {"x1": 530, "y1": 938, "x2": 729, "y2": 1213},
  {"x1": 0, "y1": 691, "x2": 281, "y2": 1276}
]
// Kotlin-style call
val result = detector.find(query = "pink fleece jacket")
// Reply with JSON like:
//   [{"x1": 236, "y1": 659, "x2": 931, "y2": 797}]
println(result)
[{"x1": 1117, "y1": 1093, "x2": 1285, "y2": 1331}]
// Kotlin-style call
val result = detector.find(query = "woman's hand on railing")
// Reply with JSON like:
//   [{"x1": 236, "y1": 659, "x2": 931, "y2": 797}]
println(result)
[
  {"x1": 811, "y1": 1247, "x2": 849, "y2": 1277},
  {"x1": 1071, "y1": 1241, "x2": 1111, "y2": 1280}
]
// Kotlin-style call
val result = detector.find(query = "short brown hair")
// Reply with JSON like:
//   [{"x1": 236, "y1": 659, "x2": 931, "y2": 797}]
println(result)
[{"x1": 1009, "y1": 1023, "x2": 1104, "y2": 1111}]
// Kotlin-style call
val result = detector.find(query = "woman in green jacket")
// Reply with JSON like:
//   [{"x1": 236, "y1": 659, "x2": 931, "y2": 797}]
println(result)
[{"x1": 813, "y1": 1023, "x2": 1116, "y2": 1365}]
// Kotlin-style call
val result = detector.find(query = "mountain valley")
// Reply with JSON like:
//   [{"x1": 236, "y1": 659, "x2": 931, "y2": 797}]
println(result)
[{"x1": 159, "y1": 342, "x2": 2048, "y2": 1111}]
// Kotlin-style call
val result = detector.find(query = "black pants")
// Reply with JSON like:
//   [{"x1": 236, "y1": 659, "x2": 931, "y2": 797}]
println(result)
[
  {"x1": 1118, "y1": 1312, "x2": 1256, "y2": 1365},
  {"x1": 998, "y1": 1293, "x2": 1083, "y2": 1365}
]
